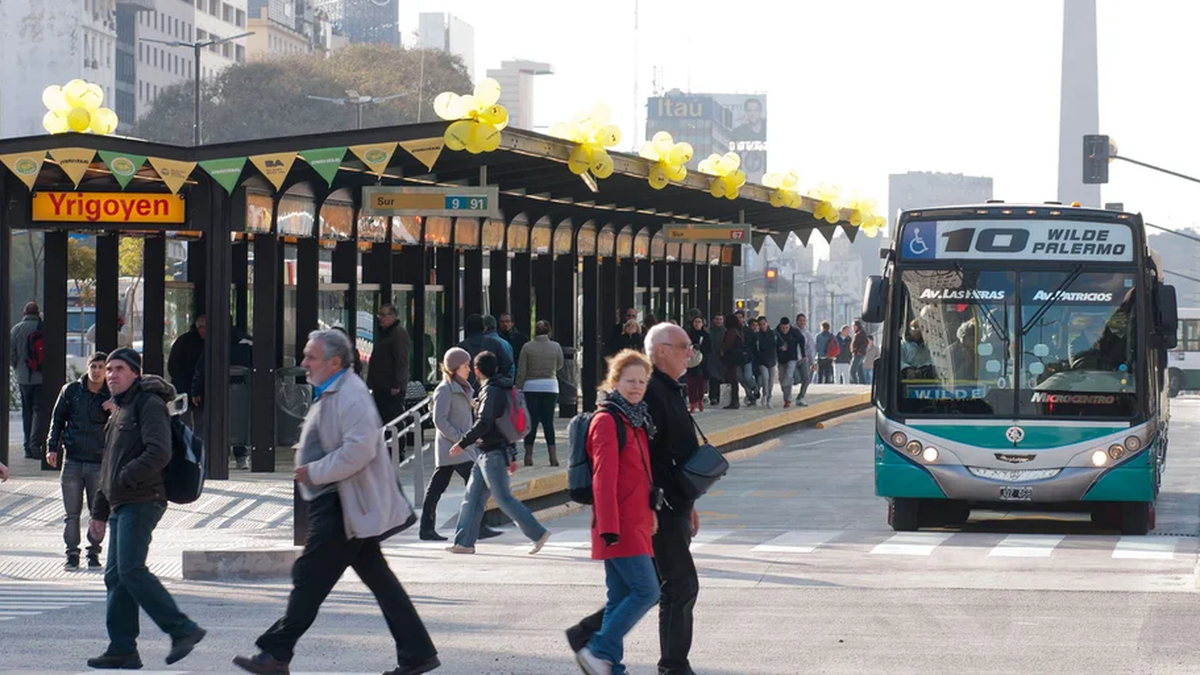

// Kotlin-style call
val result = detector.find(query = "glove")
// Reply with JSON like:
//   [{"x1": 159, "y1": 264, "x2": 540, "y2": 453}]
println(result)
[{"x1": 601, "y1": 533, "x2": 620, "y2": 547}]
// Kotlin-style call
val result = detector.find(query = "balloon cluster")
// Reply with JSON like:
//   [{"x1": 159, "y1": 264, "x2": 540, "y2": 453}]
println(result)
[
  {"x1": 436, "y1": 78, "x2": 509, "y2": 154},
  {"x1": 848, "y1": 196, "x2": 886, "y2": 237},
  {"x1": 550, "y1": 103, "x2": 622, "y2": 180},
  {"x1": 763, "y1": 170, "x2": 802, "y2": 208},
  {"x1": 808, "y1": 184, "x2": 843, "y2": 224},
  {"x1": 697, "y1": 152, "x2": 746, "y2": 200},
  {"x1": 639, "y1": 131, "x2": 693, "y2": 190},
  {"x1": 42, "y1": 80, "x2": 119, "y2": 135}
]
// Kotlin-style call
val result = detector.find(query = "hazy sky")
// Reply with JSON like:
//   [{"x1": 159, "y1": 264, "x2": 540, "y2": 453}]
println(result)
[{"x1": 401, "y1": 1, "x2": 1200, "y2": 234}]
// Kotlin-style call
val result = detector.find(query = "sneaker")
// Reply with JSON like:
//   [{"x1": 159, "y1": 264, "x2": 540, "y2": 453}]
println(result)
[
  {"x1": 86, "y1": 652, "x2": 143, "y2": 670},
  {"x1": 384, "y1": 655, "x2": 442, "y2": 675},
  {"x1": 87, "y1": 554, "x2": 102, "y2": 569},
  {"x1": 419, "y1": 530, "x2": 448, "y2": 542},
  {"x1": 232, "y1": 651, "x2": 290, "y2": 674},
  {"x1": 166, "y1": 625, "x2": 206, "y2": 665},
  {"x1": 798, "y1": 399, "x2": 809, "y2": 407},
  {"x1": 445, "y1": 545, "x2": 475, "y2": 554},
  {"x1": 478, "y1": 527, "x2": 505, "y2": 540},
  {"x1": 575, "y1": 646, "x2": 612, "y2": 675},
  {"x1": 64, "y1": 554, "x2": 80, "y2": 571},
  {"x1": 783, "y1": 401, "x2": 791, "y2": 409},
  {"x1": 565, "y1": 624, "x2": 593, "y2": 654},
  {"x1": 529, "y1": 530, "x2": 551, "y2": 555}
]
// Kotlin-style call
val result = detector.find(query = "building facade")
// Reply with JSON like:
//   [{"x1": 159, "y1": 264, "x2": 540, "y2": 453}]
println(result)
[
  {"x1": 311, "y1": 0, "x2": 398, "y2": 44},
  {"x1": 418, "y1": 12, "x2": 475, "y2": 80},
  {"x1": 247, "y1": 1, "x2": 344, "y2": 60},
  {"x1": 485, "y1": 60, "x2": 553, "y2": 131}
]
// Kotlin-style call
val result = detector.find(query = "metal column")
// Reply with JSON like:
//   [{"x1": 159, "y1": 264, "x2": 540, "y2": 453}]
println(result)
[
  {"x1": 618, "y1": 258, "x2": 635, "y2": 320},
  {"x1": 231, "y1": 240, "x2": 248, "y2": 331},
  {"x1": 252, "y1": 234, "x2": 280, "y2": 472},
  {"x1": 436, "y1": 247, "x2": 459, "y2": 348},
  {"x1": 488, "y1": 250, "x2": 508, "y2": 317},
  {"x1": 581, "y1": 255, "x2": 600, "y2": 411},
  {"x1": 143, "y1": 236, "x2": 166, "y2": 375},
  {"x1": 652, "y1": 261, "x2": 667, "y2": 321},
  {"x1": 0, "y1": 175, "x2": 9, "y2": 465},
  {"x1": 553, "y1": 251, "x2": 577, "y2": 417},
  {"x1": 532, "y1": 254, "x2": 553, "y2": 325},
  {"x1": 42, "y1": 232, "x2": 68, "y2": 472},
  {"x1": 462, "y1": 249, "x2": 483, "y2": 318},
  {"x1": 201, "y1": 181, "x2": 232, "y2": 481},
  {"x1": 95, "y1": 234, "x2": 119, "y2": 353},
  {"x1": 511, "y1": 252, "x2": 532, "y2": 336}
]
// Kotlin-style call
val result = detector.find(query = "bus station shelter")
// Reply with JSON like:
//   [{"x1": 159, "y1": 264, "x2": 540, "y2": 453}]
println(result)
[{"x1": 0, "y1": 122, "x2": 859, "y2": 478}]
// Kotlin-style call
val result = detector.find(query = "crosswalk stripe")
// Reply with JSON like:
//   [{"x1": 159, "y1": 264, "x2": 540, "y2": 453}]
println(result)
[
  {"x1": 517, "y1": 529, "x2": 591, "y2": 551},
  {"x1": 689, "y1": 529, "x2": 734, "y2": 551},
  {"x1": 1112, "y1": 536, "x2": 1177, "y2": 560},
  {"x1": 989, "y1": 534, "x2": 1064, "y2": 558},
  {"x1": 751, "y1": 530, "x2": 841, "y2": 554},
  {"x1": 871, "y1": 532, "x2": 954, "y2": 556}
]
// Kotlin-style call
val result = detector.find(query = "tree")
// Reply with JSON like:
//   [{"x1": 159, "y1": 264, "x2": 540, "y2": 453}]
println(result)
[
  {"x1": 119, "y1": 238, "x2": 144, "y2": 345},
  {"x1": 135, "y1": 45, "x2": 474, "y2": 144},
  {"x1": 66, "y1": 238, "x2": 97, "y2": 306}
]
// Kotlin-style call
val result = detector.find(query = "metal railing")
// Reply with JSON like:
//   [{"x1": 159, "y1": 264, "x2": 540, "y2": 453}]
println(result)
[{"x1": 382, "y1": 396, "x2": 434, "y2": 497}]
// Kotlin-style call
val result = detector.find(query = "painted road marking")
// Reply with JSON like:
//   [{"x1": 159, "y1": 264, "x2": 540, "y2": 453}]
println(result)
[
  {"x1": 1112, "y1": 536, "x2": 1177, "y2": 560},
  {"x1": 690, "y1": 529, "x2": 734, "y2": 551},
  {"x1": 752, "y1": 530, "x2": 842, "y2": 554},
  {"x1": 870, "y1": 532, "x2": 954, "y2": 556},
  {"x1": 989, "y1": 534, "x2": 1064, "y2": 558}
]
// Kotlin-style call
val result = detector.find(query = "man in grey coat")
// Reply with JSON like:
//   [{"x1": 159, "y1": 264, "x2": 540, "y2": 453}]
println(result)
[
  {"x1": 10, "y1": 302, "x2": 46, "y2": 459},
  {"x1": 706, "y1": 314, "x2": 727, "y2": 407}
]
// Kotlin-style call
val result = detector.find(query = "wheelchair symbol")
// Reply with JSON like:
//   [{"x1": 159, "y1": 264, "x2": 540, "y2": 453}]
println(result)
[{"x1": 908, "y1": 228, "x2": 930, "y2": 256}]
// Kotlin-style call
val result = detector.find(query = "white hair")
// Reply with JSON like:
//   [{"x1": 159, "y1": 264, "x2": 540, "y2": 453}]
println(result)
[
  {"x1": 645, "y1": 323, "x2": 687, "y2": 360},
  {"x1": 309, "y1": 329, "x2": 353, "y2": 368}
]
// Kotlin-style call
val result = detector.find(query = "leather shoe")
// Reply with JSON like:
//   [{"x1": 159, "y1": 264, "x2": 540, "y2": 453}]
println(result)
[
  {"x1": 232, "y1": 651, "x2": 290, "y2": 674},
  {"x1": 418, "y1": 530, "x2": 448, "y2": 541},
  {"x1": 86, "y1": 652, "x2": 143, "y2": 669},
  {"x1": 385, "y1": 655, "x2": 441, "y2": 674},
  {"x1": 166, "y1": 626, "x2": 205, "y2": 665}
]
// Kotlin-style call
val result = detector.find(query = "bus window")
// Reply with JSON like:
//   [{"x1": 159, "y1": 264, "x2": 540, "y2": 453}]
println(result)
[{"x1": 896, "y1": 269, "x2": 1016, "y2": 416}]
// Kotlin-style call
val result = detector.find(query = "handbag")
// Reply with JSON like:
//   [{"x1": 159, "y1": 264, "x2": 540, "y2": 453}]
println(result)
[{"x1": 673, "y1": 417, "x2": 729, "y2": 501}]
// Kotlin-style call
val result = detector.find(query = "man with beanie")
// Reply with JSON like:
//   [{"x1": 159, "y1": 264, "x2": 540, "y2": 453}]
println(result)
[
  {"x1": 11, "y1": 301, "x2": 47, "y2": 459},
  {"x1": 87, "y1": 348, "x2": 206, "y2": 670},
  {"x1": 46, "y1": 351, "x2": 112, "y2": 570}
]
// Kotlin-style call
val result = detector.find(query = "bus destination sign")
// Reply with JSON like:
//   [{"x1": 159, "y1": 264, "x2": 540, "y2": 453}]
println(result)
[
  {"x1": 362, "y1": 186, "x2": 500, "y2": 218},
  {"x1": 900, "y1": 220, "x2": 1134, "y2": 263}
]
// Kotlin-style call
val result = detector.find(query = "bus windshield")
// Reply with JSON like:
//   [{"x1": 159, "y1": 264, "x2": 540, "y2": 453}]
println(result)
[{"x1": 894, "y1": 268, "x2": 1138, "y2": 418}]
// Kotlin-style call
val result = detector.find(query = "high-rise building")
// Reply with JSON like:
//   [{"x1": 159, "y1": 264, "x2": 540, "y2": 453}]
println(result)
[
  {"x1": 248, "y1": 0, "x2": 345, "y2": 60},
  {"x1": 311, "y1": 0, "x2": 398, "y2": 45},
  {"x1": 644, "y1": 91, "x2": 769, "y2": 182},
  {"x1": 1057, "y1": 0, "x2": 1101, "y2": 207},
  {"x1": 418, "y1": 12, "x2": 475, "y2": 80},
  {"x1": 486, "y1": 60, "x2": 553, "y2": 131}
]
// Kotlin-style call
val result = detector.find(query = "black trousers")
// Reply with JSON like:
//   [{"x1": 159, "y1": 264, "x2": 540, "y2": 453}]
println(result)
[
  {"x1": 707, "y1": 376, "x2": 722, "y2": 404},
  {"x1": 373, "y1": 389, "x2": 403, "y2": 426},
  {"x1": 420, "y1": 463, "x2": 472, "y2": 533},
  {"x1": 572, "y1": 510, "x2": 699, "y2": 675},
  {"x1": 256, "y1": 493, "x2": 436, "y2": 666},
  {"x1": 817, "y1": 358, "x2": 834, "y2": 384},
  {"x1": 19, "y1": 384, "x2": 46, "y2": 458}
]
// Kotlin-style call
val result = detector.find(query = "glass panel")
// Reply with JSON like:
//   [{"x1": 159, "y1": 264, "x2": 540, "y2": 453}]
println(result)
[
  {"x1": 666, "y1": 242, "x2": 680, "y2": 262},
  {"x1": 283, "y1": 286, "x2": 297, "y2": 365},
  {"x1": 1179, "y1": 319, "x2": 1200, "y2": 353},
  {"x1": 597, "y1": 227, "x2": 616, "y2": 258},
  {"x1": 455, "y1": 217, "x2": 480, "y2": 249},
  {"x1": 507, "y1": 222, "x2": 529, "y2": 252},
  {"x1": 424, "y1": 216, "x2": 452, "y2": 246},
  {"x1": 319, "y1": 201, "x2": 353, "y2": 240},
  {"x1": 634, "y1": 231, "x2": 650, "y2": 259},
  {"x1": 278, "y1": 195, "x2": 315, "y2": 237},
  {"x1": 578, "y1": 224, "x2": 597, "y2": 256},
  {"x1": 356, "y1": 290, "x2": 380, "y2": 375},
  {"x1": 424, "y1": 288, "x2": 442, "y2": 383},
  {"x1": 317, "y1": 287, "x2": 349, "y2": 331},
  {"x1": 358, "y1": 215, "x2": 388, "y2": 242},
  {"x1": 1019, "y1": 271, "x2": 1137, "y2": 417},
  {"x1": 617, "y1": 228, "x2": 634, "y2": 259},
  {"x1": 681, "y1": 243, "x2": 694, "y2": 262},
  {"x1": 246, "y1": 191, "x2": 273, "y2": 233},
  {"x1": 554, "y1": 224, "x2": 573, "y2": 255},
  {"x1": 531, "y1": 222, "x2": 552, "y2": 254},
  {"x1": 394, "y1": 216, "x2": 421, "y2": 244},
  {"x1": 651, "y1": 232, "x2": 666, "y2": 259},
  {"x1": 482, "y1": 218, "x2": 505, "y2": 250},
  {"x1": 895, "y1": 269, "x2": 1016, "y2": 416},
  {"x1": 163, "y1": 283, "x2": 195, "y2": 378}
]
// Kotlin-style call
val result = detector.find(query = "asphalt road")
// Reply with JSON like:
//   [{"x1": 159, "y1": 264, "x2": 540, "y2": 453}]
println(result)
[{"x1": 3, "y1": 401, "x2": 1200, "y2": 674}]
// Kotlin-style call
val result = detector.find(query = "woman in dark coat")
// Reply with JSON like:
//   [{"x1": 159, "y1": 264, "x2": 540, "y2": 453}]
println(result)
[{"x1": 685, "y1": 315, "x2": 710, "y2": 412}]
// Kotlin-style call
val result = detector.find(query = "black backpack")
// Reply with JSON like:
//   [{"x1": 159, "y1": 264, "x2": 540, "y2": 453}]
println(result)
[
  {"x1": 567, "y1": 404, "x2": 626, "y2": 505},
  {"x1": 165, "y1": 415, "x2": 206, "y2": 504}
]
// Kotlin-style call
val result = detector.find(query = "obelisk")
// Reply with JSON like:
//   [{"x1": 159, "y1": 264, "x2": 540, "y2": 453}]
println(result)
[{"x1": 1057, "y1": 0, "x2": 1101, "y2": 206}]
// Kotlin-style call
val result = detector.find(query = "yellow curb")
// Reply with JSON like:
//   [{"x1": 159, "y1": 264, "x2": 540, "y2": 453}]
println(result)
[{"x1": 815, "y1": 407, "x2": 875, "y2": 430}]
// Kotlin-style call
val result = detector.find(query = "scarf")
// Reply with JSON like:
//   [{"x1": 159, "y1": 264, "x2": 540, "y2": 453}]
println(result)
[{"x1": 604, "y1": 390, "x2": 653, "y2": 437}]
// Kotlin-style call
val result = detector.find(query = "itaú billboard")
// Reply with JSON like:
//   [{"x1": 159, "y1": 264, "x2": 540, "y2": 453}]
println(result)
[{"x1": 712, "y1": 94, "x2": 767, "y2": 183}]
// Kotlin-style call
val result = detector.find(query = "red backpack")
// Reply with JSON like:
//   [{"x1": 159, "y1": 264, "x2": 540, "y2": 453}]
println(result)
[
  {"x1": 825, "y1": 336, "x2": 841, "y2": 359},
  {"x1": 25, "y1": 321, "x2": 44, "y2": 373}
]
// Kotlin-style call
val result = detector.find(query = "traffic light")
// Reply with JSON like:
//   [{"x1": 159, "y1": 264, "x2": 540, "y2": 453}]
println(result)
[
  {"x1": 1083, "y1": 134, "x2": 1110, "y2": 184},
  {"x1": 736, "y1": 299, "x2": 746, "y2": 310},
  {"x1": 766, "y1": 267, "x2": 778, "y2": 289}
]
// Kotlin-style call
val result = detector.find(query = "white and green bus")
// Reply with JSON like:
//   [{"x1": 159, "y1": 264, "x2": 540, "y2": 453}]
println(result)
[
  {"x1": 863, "y1": 203, "x2": 1178, "y2": 534},
  {"x1": 1166, "y1": 308, "x2": 1200, "y2": 397}
]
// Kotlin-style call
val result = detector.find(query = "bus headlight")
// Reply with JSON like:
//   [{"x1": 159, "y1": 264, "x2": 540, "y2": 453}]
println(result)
[
  {"x1": 1091, "y1": 450, "x2": 1109, "y2": 467},
  {"x1": 922, "y1": 446, "x2": 939, "y2": 463},
  {"x1": 1108, "y1": 444, "x2": 1125, "y2": 460},
  {"x1": 905, "y1": 440, "x2": 923, "y2": 456},
  {"x1": 890, "y1": 432, "x2": 908, "y2": 448},
  {"x1": 1124, "y1": 436, "x2": 1142, "y2": 452}
]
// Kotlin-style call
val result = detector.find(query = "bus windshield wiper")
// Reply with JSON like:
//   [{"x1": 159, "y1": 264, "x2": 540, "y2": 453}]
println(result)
[
  {"x1": 952, "y1": 262, "x2": 1010, "y2": 351},
  {"x1": 1021, "y1": 264, "x2": 1085, "y2": 336}
]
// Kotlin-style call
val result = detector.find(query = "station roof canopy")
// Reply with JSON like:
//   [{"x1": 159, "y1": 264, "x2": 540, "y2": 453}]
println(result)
[{"x1": 0, "y1": 122, "x2": 868, "y2": 250}]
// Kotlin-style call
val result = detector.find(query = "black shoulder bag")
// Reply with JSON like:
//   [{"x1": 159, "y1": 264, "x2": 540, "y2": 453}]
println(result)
[{"x1": 674, "y1": 417, "x2": 729, "y2": 500}]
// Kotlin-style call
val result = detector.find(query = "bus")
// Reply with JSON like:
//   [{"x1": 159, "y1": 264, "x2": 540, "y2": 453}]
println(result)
[
  {"x1": 1166, "y1": 308, "x2": 1200, "y2": 397},
  {"x1": 863, "y1": 203, "x2": 1178, "y2": 535}
]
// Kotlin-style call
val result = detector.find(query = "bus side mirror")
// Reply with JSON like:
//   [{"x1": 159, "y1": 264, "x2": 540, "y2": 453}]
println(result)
[
  {"x1": 862, "y1": 275, "x2": 888, "y2": 323},
  {"x1": 1156, "y1": 283, "x2": 1179, "y2": 349}
]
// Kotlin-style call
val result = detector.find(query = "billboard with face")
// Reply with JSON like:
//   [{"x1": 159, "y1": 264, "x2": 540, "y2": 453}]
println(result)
[{"x1": 712, "y1": 94, "x2": 767, "y2": 183}]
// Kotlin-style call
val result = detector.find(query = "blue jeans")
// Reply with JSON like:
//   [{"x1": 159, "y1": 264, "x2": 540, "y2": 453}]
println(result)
[
  {"x1": 453, "y1": 449, "x2": 548, "y2": 548},
  {"x1": 777, "y1": 361, "x2": 797, "y2": 404},
  {"x1": 62, "y1": 460, "x2": 102, "y2": 558},
  {"x1": 850, "y1": 355, "x2": 866, "y2": 384},
  {"x1": 587, "y1": 555, "x2": 661, "y2": 673},
  {"x1": 105, "y1": 501, "x2": 197, "y2": 655}
]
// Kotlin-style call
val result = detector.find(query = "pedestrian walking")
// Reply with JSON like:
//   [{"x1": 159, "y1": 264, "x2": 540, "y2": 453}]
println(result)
[
  {"x1": 721, "y1": 313, "x2": 757, "y2": 408},
  {"x1": 754, "y1": 317, "x2": 778, "y2": 408},
  {"x1": 458, "y1": 314, "x2": 513, "y2": 388},
  {"x1": 775, "y1": 318, "x2": 802, "y2": 408},
  {"x1": 705, "y1": 315, "x2": 726, "y2": 407},
  {"x1": 834, "y1": 325, "x2": 853, "y2": 384},
  {"x1": 498, "y1": 313, "x2": 529, "y2": 361},
  {"x1": 864, "y1": 335, "x2": 880, "y2": 385},
  {"x1": 420, "y1": 348, "x2": 502, "y2": 542},
  {"x1": 46, "y1": 351, "x2": 111, "y2": 570},
  {"x1": 815, "y1": 321, "x2": 835, "y2": 384},
  {"x1": 794, "y1": 314, "x2": 816, "y2": 404},
  {"x1": 233, "y1": 330, "x2": 438, "y2": 675},
  {"x1": 166, "y1": 315, "x2": 204, "y2": 427},
  {"x1": 685, "y1": 316, "x2": 710, "y2": 412},
  {"x1": 86, "y1": 348, "x2": 206, "y2": 670},
  {"x1": 570, "y1": 349, "x2": 660, "y2": 675},
  {"x1": 850, "y1": 320, "x2": 869, "y2": 384},
  {"x1": 516, "y1": 320, "x2": 565, "y2": 467},
  {"x1": 446, "y1": 351, "x2": 550, "y2": 555},
  {"x1": 483, "y1": 315, "x2": 516, "y2": 378},
  {"x1": 10, "y1": 302, "x2": 47, "y2": 459},
  {"x1": 368, "y1": 303, "x2": 411, "y2": 426}
]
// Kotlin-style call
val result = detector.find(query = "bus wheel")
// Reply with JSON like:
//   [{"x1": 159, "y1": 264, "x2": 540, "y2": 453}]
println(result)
[
  {"x1": 944, "y1": 501, "x2": 971, "y2": 526},
  {"x1": 1168, "y1": 369, "x2": 1183, "y2": 398},
  {"x1": 1119, "y1": 502, "x2": 1152, "y2": 536},
  {"x1": 888, "y1": 498, "x2": 922, "y2": 531},
  {"x1": 1090, "y1": 504, "x2": 1120, "y2": 531}
]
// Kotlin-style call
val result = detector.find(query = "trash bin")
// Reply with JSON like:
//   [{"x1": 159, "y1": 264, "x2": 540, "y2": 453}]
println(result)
[
  {"x1": 276, "y1": 366, "x2": 310, "y2": 446},
  {"x1": 229, "y1": 366, "x2": 252, "y2": 448}
]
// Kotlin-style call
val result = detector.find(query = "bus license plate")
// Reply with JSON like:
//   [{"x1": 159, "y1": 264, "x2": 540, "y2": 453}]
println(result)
[{"x1": 1000, "y1": 487, "x2": 1033, "y2": 501}]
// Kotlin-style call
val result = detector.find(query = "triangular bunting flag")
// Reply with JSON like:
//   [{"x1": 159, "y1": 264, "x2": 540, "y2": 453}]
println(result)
[
  {"x1": 49, "y1": 148, "x2": 96, "y2": 189},
  {"x1": 349, "y1": 143, "x2": 397, "y2": 177},
  {"x1": 0, "y1": 151, "x2": 45, "y2": 190},
  {"x1": 147, "y1": 157, "x2": 197, "y2": 195},
  {"x1": 399, "y1": 137, "x2": 445, "y2": 172},
  {"x1": 769, "y1": 231, "x2": 790, "y2": 252},
  {"x1": 796, "y1": 228, "x2": 813, "y2": 247},
  {"x1": 817, "y1": 225, "x2": 838, "y2": 244},
  {"x1": 98, "y1": 151, "x2": 147, "y2": 190},
  {"x1": 750, "y1": 232, "x2": 767, "y2": 254},
  {"x1": 199, "y1": 157, "x2": 247, "y2": 194},
  {"x1": 300, "y1": 147, "x2": 346, "y2": 187},
  {"x1": 843, "y1": 224, "x2": 860, "y2": 243},
  {"x1": 249, "y1": 151, "x2": 298, "y2": 191}
]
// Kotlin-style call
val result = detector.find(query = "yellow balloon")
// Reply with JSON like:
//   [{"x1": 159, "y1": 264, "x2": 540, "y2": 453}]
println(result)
[
  {"x1": 730, "y1": 170, "x2": 746, "y2": 188},
  {"x1": 474, "y1": 78, "x2": 502, "y2": 107},
  {"x1": 666, "y1": 163, "x2": 687, "y2": 182},
  {"x1": 472, "y1": 122, "x2": 501, "y2": 152},
  {"x1": 464, "y1": 136, "x2": 483, "y2": 154},
  {"x1": 568, "y1": 144, "x2": 592, "y2": 175},
  {"x1": 42, "y1": 110, "x2": 69, "y2": 134},
  {"x1": 824, "y1": 207, "x2": 840, "y2": 224},
  {"x1": 590, "y1": 102, "x2": 612, "y2": 126},
  {"x1": 479, "y1": 104, "x2": 508, "y2": 129},
  {"x1": 82, "y1": 83, "x2": 104, "y2": 110},
  {"x1": 648, "y1": 163, "x2": 670, "y2": 190},
  {"x1": 674, "y1": 143, "x2": 694, "y2": 165},
  {"x1": 63, "y1": 79, "x2": 89, "y2": 108},
  {"x1": 595, "y1": 124, "x2": 621, "y2": 148},
  {"x1": 444, "y1": 119, "x2": 473, "y2": 150},
  {"x1": 66, "y1": 107, "x2": 91, "y2": 133},
  {"x1": 434, "y1": 92, "x2": 464, "y2": 120},
  {"x1": 90, "y1": 107, "x2": 118, "y2": 134},
  {"x1": 722, "y1": 152, "x2": 741, "y2": 172},
  {"x1": 769, "y1": 191, "x2": 784, "y2": 208},
  {"x1": 652, "y1": 131, "x2": 674, "y2": 157},
  {"x1": 591, "y1": 151, "x2": 614, "y2": 179},
  {"x1": 786, "y1": 192, "x2": 802, "y2": 209},
  {"x1": 548, "y1": 122, "x2": 572, "y2": 140},
  {"x1": 42, "y1": 85, "x2": 68, "y2": 112},
  {"x1": 709, "y1": 177, "x2": 725, "y2": 199}
]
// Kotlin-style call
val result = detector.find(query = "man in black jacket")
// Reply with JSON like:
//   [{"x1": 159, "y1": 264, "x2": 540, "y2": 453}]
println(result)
[
  {"x1": 457, "y1": 314, "x2": 512, "y2": 389},
  {"x1": 46, "y1": 351, "x2": 112, "y2": 570},
  {"x1": 367, "y1": 303, "x2": 411, "y2": 425},
  {"x1": 86, "y1": 348, "x2": 206, "y2": 670},
  {"x1": 166, "y1": 316, "x2": 204, "y2": 427},
  {"x1": 192, "y1": 320, "x2": 253, "y2": 469},
  {"x1": 498, "y1": 313, "x2": 529, "y2": 361},
  {"x1": 568, "y1": 323, "x2": 702, "y2": 675}
]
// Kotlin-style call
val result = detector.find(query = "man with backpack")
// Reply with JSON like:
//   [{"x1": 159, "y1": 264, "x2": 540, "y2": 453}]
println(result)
[
  {"x1": 10, "y1": 302, "x2": 47, "y2": 459},
  {"x1": 445, "y1": 351, "x2": 549, "y2": 555},
  {"x1": 86, "y1": 348, "x2": 206, "y2": 670},
  {"x1": 814, "y1": 321, "x2": 837, "y2": 384}
]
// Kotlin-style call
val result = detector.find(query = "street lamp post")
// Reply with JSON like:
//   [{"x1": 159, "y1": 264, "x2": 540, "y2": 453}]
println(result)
[
  {"x1": 307, "y1": 91, "x2": 406, "y2": 130},
  {"x1": 141, "y1": 32, "x2": 254, "y2": 146}
]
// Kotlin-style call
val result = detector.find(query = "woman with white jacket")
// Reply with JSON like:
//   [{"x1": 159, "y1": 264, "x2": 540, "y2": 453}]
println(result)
[{"x1": 419, "y1": 348, "x2": 501, "y2": 542}]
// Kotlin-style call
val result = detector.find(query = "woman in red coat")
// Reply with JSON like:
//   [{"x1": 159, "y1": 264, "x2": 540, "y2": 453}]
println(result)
[{"x1": 574, "y1": 349, "x2": 661, "y2": 675}]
